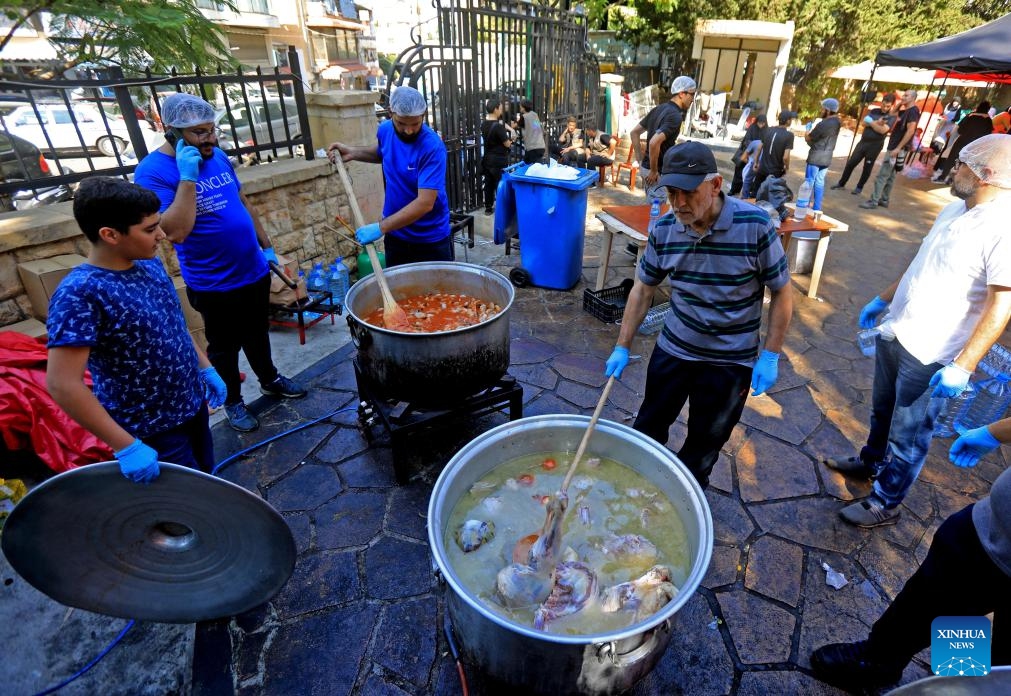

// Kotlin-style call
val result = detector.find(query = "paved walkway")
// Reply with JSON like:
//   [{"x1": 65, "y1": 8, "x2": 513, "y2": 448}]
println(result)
[{"x1": 190, "y1": 154, "x2": 1008, "y2": 695}]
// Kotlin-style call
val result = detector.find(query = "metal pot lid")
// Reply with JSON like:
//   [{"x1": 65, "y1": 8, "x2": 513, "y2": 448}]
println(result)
[{"x1": 1, "y1": 462, "x2": 296, "y2": 623}]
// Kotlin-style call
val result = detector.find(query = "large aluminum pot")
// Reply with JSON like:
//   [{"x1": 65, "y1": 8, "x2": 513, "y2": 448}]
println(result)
[
  {"x1": 344, "y1": 262, "x2": 513, "y2": 406},
  {"x1": 428, "y1": 415, "x2": 714, "y2": 695}
]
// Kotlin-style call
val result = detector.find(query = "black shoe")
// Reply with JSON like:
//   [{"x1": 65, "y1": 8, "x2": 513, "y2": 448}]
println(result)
[
  {"x1": 260, "y1": 374, "x2": 307, "y2": 399},
  {"x1": 823, "y1": 455, "x2": 876, "y2": 480},
  {"x1": 484, "y1": 208, "x2": 494, "y2": 216},
  {"x1": 624, "y1": 242, "x2": 639, "y2": 257},
  {"x1": 811, "y1": 641, "x2": 903, "y2": 690},
  {"x1": 225, "y1": 402, "x2": 259, "y2": 432},
  {"x1": 830, "y1": 184, "x2": 845, "y2": 190},
  {"x1": 859, "y1": 200, "x2": 878, "y2": 209},
  {"x1": 878, "y1": 200, "x2": 889, "y2": 208},
  {"x1": 851, "y1": 187, "x2": 863, "y2": 195}
]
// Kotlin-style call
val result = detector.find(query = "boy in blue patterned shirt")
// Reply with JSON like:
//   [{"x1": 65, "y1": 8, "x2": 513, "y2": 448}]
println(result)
[{"x1": 46, "y1": 177, "x2": 227, "y2": 482}]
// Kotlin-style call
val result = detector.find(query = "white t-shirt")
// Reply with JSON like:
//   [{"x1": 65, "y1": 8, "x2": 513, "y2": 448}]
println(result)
[{"x1": 889, "y1": 197, "x2": 1011, "y2": 365}]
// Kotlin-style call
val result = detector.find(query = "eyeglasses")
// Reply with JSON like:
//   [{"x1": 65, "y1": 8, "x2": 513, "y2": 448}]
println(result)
[
  {"x1": 953, "y1": 159, "x2": 965, "y2": 171},
  {"x1": 186, "y1": 127, "x2": 220, "y2": 141}
]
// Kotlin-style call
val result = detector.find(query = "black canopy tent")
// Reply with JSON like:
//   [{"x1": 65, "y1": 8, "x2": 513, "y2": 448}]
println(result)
[{"x1": 844, "y1": 13, "x2": 1011, "y2": 162}]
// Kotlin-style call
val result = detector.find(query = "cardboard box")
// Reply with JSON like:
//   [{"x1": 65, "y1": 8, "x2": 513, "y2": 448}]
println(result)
[
  {"x1": 172, "y1": 276, "x2": 205, "y2": 331},
  {"x1": 269, "y1": 252, "x2": 308, "y2": 306},
  {"x1": 17, "y1": 254, "x2": 88, "y2": 320},
  {"x1": 1, "y1": 317, "x2": 48, "y2": 340}
]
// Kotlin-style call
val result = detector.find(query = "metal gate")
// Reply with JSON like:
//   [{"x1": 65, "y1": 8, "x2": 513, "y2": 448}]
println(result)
[{"x1": 387, "y1": 0, "x2": 600, "y2": 213}]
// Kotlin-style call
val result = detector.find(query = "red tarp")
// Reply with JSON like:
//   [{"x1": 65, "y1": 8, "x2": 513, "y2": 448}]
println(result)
[
  {"x1": 0, "y1": 331, "x2": 112, "y2": 472},
  {"x1": 935, "y1": 70, "x2": 1011, "y2": 86}
]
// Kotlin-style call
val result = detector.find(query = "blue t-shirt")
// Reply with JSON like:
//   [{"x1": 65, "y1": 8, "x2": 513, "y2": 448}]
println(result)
[
  {"x1": 134, "y1": 148, "x2": 267, "y2": 292},
  {"x1": 376, "y1": 120, "x2": 451, "y2": 243},
  {"x1": 47, "y1": 259, "x2": 203, "y2": 439}
]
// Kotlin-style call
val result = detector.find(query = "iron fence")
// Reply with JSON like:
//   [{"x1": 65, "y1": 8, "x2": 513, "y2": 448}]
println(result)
[
  {"x1": 386, "y1": 0, "x2": 600, "y2": 213},
  {"x1": 0, "y1": 47, "x2": 312, "y2": 211}
]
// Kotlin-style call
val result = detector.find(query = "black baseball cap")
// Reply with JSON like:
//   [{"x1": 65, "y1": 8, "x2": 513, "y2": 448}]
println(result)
[{"x1": 658, "y1": 141, "x2": 718, "y2": 191}]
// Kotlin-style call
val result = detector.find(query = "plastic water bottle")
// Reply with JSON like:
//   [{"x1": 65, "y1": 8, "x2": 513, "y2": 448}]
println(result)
[
  {"x1": 955, "y1": 375, "x2": 1011, "y2": 432},
  {"x1": 328, "y1": 256, "x2": 350, "y2": 309},
  {"x1": 638, "y1": 302, "x2": 671, "y2": 334},
  {"x1": 793, "y1": 179, "x2": 813, "y2": 221},
  {"x1": 933, "y1": 382, "x2": 977, "y2": 438},
  {"x1": 647, "y1": 188, "x2": 665, "y2": 235},
  {"x1": 306, "y1": 262, "x2": 327, "y2": 301}
]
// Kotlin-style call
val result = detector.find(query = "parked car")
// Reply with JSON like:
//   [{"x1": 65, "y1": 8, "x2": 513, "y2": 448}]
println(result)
[
  {"x1": 0, "y1": 129, "x2": 69, "y2": 212},
  {"x1": 217, "y1": 99, "x2": 303, "y2": 152},
  {"x1": 1, "y1": 103, "x2": 146, "y2": 157}
]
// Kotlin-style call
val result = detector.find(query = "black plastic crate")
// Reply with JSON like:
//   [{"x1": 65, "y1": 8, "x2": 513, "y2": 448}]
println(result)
[{"x1": 583, "y1": 278, "x2": 634, "y2": 322}]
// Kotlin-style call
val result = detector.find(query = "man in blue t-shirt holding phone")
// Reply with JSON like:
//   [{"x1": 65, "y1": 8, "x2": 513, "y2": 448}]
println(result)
[
  {"x1": 326, "y1": 86, "x2": 452, "y2": 266},
  {"x1": 134, "y1": 93, "x2": 307, "y2": 433}
]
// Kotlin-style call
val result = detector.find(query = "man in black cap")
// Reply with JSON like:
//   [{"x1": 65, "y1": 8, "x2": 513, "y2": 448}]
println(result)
[{"x1": 603, "y1": 141, "x2": 794, "y2": 488}]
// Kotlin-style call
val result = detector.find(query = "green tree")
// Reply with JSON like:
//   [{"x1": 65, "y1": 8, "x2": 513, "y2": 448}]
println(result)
[
  {"x1": 583, "y1": 1, "x2": 984, "y2": 114},
  {"x1": 1, "y1": 1, "x2": 238, "y2": 74}
]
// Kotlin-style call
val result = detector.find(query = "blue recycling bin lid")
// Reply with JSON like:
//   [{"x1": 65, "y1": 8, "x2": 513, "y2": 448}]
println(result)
[{"x1": 504, "y1": 162, "x2": 598, "y2": 191}]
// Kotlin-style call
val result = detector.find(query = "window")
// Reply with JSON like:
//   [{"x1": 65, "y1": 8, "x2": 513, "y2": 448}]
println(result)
[{"x1": 196, "y1": 0, "x2": 226, "y2": 10}]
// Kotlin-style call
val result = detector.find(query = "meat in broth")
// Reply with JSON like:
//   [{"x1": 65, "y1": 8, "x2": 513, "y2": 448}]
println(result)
[
  {"x1": 362, "y1": 292, "x2": 502, "y2": 332},
  {"x1": 446, "y1": 453, "x2": 690, "y2": 635}
]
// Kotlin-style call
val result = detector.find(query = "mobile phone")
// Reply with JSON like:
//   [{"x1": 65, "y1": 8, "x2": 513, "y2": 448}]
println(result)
[{"x1": 165, "y1": 127, "x2": 183, "y2": 148}]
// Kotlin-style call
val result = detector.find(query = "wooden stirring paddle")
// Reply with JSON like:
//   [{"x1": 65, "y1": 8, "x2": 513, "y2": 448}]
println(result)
[{"x1": 332, "y1": 156, "x2": 410, "y2": 331}]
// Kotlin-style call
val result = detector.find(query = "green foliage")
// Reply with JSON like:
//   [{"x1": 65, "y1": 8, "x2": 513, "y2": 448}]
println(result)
[
  {"x1": 582, "y1": 0, "x2": 985, "y2": 114},
  {"x1": 1, "y1": 0, "x2": 238, "y2": 73}
]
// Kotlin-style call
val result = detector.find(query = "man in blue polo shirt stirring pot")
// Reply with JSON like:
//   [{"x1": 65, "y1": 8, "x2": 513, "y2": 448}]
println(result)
[{"x1": 327, "y1": 86, "x2": 452, "y2": 266}]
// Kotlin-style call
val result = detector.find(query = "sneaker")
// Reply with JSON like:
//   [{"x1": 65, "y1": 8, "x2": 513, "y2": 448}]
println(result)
[
  {"x1": 823, "y1": 455, "x2": 876, "y2": 480},
  {"x1": 225, "y1": 402, "x2": 259, "y2": 432},
  {"x1": 859, "y1": 200, "x2": 878, "y2": 209},
  {"x1": 851, "y1": 186, "x2": 863, "y2": 195},
  {"x1": 260, "y1": 374, "x2": 308, "y2": 399},
  {"x1": 840, "y1": 496, "x2": 900, "y2": 528},
  {"x1": 811, "y1": 641, "x2": 904, "y2": 690},
  {"x1": 878, "y1": 200, "x2": 889, "y2": 208},
  {"x1": 829, "y1": 184, "x2": 845, "y2": 190}
]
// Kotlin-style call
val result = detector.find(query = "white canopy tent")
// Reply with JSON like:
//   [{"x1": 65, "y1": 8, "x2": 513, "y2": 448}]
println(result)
[{"x1": 827, "y1": 60, "x2": 983, "y2": 87}]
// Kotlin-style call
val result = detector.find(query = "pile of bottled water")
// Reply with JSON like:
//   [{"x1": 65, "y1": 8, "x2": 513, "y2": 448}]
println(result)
[{"x1": 934, "y1": 343, "x2": 1011, "y2": 438}]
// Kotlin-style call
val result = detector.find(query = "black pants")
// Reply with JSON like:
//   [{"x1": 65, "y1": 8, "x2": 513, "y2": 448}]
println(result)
[
  {"x1": 523, "y1": 148, "x2": 545, "y2": 165},
  {"x1": 483, "y1": 158, "x2": 507, "y2": 212},
  {"x1": 868, "y1": 504, "x2": 1011, "y2": 667},
  {"x1": 586, "y1": 154, "x2": 613, "y2": 168},
  {"x1": 186, "y1": 273, "x2": 277, "y2": 406},
  {"x1": 383, "y1": 233, "x2": 454, "y2": 267},
  {"x1": 837, "y1": 139, "x2": 884, "y2": 189},
  {"x1": 729, "y1": 158, "x2": 747, "y2": 196},
  {"x1": 146, "y1": 407, "x2": 215, "y2": 474},
  {"x1": 632, "y1": 348, "x2": 752, "y2": 488}
]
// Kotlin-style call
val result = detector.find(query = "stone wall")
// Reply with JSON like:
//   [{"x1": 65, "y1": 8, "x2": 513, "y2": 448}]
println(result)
[{"x1": 0, "y1": 89, "x2": 387, "y2": 329}]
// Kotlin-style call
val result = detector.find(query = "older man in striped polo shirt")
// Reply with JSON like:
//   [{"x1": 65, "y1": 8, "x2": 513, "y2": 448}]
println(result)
[{"x1": 605, "y1": 141, "x2": 793, "y2": 488}]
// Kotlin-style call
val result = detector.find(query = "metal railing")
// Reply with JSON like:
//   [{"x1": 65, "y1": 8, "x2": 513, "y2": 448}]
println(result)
[{"x1": 0, "y1": 47, "x2": 313, "y2": 210}]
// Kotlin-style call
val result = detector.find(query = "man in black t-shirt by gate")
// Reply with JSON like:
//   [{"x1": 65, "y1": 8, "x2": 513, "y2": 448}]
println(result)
[
  {"x1": 860, "y1": 89, "x2": 920, "y2": 210},
  {"x1": 629, "y1": 75, "x2": 696, "y2": 188},
  {"x1": 831, "y1": 93, "x2": 897, "y2": 195},
  {"x1": 481, "y1": 99, "x2": 513, "y2": 215},
  {"x1": 751, "y1": 111, "x2": 796, "y2": 194}
]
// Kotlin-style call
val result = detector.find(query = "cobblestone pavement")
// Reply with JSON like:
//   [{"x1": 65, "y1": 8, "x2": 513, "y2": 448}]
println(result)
[{"x1": 190, "y1": 155, "x2": 1011, "y2": 696}]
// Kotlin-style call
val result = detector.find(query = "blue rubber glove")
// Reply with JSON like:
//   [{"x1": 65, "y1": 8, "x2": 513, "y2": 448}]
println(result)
[
  {"x1": 605, "y1": 346, "x2": 630, "y2": 379},
  {"x1": 858, "y1": 296, "x2": 889, "y2": 329},
  {"x1": 928, "y1": 363, "x2": 972, "y2": 398},
  {"x1": 200, "y1": 366, "x2": 227, "y2": 409},
  {"x1": 262, "y1": 247, "x2": 278, "y2": 265},
  {"x1": 115, "y1": 439, "x2": 160, "y2": 483},
  {"x1": 176, "y1": 143, "x2": 202, "y2": 183},
  {"x1": 751, "y1": 350, "x2": 780, "y2": 396},
  {"x1": 949, "y1": 426, "x2": 1001, "y2": 468},
  {"x1": 356, "y1": 223, "x2": 382, "y2": 245}
]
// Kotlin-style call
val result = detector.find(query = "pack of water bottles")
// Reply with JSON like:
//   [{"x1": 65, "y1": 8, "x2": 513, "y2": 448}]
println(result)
[
  {"x1": 304, "y1": 257, "x2": 350, "y2": 317},
  {"x1": 934, "y1": 343, "x2": 1011, "y2": 438}
]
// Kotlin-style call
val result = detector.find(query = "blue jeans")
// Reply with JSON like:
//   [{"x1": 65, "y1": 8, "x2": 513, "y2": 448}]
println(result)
[
  {"x1": 862, "y1": 335, "x2": 944, "y2": 508},
  {"x1": 146, "y1": 407, "x2": 215, "y2": 474},
  {"x1": 805, "y1": 164, "x2": 828, "y2": 211}
]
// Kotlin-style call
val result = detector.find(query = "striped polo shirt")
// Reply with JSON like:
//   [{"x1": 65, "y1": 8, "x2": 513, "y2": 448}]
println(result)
[{"x1": 638, "y1": 194, "x2": 789, "y2": 366}]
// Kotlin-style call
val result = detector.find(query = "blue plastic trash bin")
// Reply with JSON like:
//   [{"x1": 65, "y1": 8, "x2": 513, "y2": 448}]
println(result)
[{"x1": 500, "y1": 162, "x2": 598, "y2": 290}]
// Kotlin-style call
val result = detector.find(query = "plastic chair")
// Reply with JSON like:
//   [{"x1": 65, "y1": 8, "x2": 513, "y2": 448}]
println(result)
[{"x1": 611, "y1": 147, "x2": 638, "y2": 191}]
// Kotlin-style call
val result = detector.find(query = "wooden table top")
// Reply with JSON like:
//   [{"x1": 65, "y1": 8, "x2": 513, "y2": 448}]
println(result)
[{"x1": 602, "y1": 203, "x2": 840, "y2": 235}]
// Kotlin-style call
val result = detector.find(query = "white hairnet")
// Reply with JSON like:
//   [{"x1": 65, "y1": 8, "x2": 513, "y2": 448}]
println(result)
[
  {"x1": 670, "y1": 76, "x2": 697, "y2": 94},
  {"x1": 389, "y1": 86, "x2": 427, "y2": 116},
  {"x1": 960, "y1": 134, "x2": 1011, "y2": 189},
  {"x1": 161, "y1": 93, "x2": 217, "y2": 128}
]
